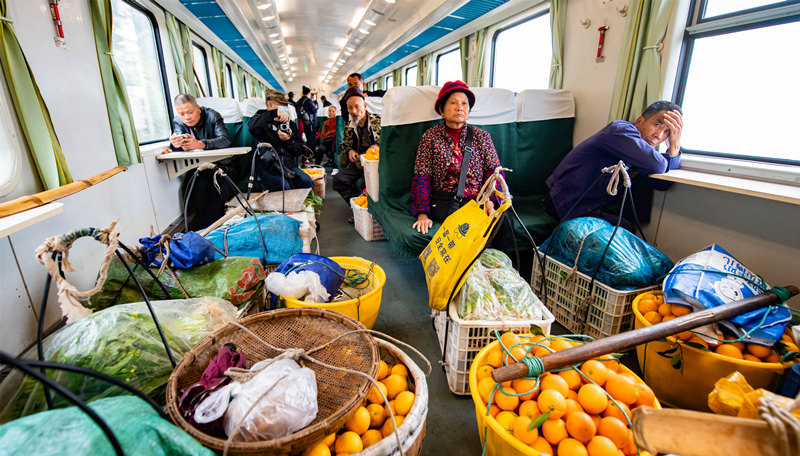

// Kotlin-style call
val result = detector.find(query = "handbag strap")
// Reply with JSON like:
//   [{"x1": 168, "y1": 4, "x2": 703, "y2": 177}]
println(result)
[{"x1": 454, "y1": 126, "x2": 474, "y2": 203}]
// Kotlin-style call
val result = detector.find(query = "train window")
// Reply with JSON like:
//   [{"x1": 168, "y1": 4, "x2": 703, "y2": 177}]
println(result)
[
  {"x1": 192, "y1": 42, "x2": 212, "y2": 97},
  {"x1": 226, "y1": 63, "x2": 238, "y2": 99},
  {"x1": 385, "y1": 75, "x2": 393, "y2": 88},
  {"x1": 111, "y1": 0, "x2": 171, "y2": 144},
  {"x1": 435, "y1": 48, "x2": 461, "y2": 85},
  {"x1": 0, "y1": 78, "x2": 22, "y2": 196},
  {"x1": 243, "y1": 74, "x2": 249, "y2": 98},
  {"x1": 676, "y1": 1, "x2": 800, "y2": 165},
  {"x1": 703, "y1": 0, "x2": 790, "y2": 18},
  {"x1": 490, "y1": 11, "x2": 551, "y2": 92},
  {"x1": 405, "y1": 65, "x2": 417, "y2": 86}
]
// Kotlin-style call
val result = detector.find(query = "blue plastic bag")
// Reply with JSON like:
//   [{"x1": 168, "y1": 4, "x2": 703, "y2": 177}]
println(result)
[
  {"x1": 139, "y1": 232, "x2": 215, "y2": 269},
  {"x1": 663, "y1": 244, "x2": 790, "y2": 347},
  {"x1": 541, "y1": 217, "x2": 673, "y2": 289},
  {"x1": 205, "y1": 214, "x2": 302, "y2": 265},
  {"x1": 269, "y1": 253, "x2": 345, "y2": 308}
]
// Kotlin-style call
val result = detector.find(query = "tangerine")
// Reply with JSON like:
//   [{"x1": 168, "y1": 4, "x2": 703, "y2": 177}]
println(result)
[
  {"x1": 566, "y1": 411, "x2": 597, "y2": 443},
  {"x1": 565, "y1": 398, "x2": 584, "y2": 415},
  {"x1": 476, "y1": 364, "x2": 494, "y2": 381},
  {"x1": 541, "y1": 373, "x2": 571, "y2": 398},
  {"x1": 380, "y1": 415, "x2": 405, "y2": 437},
  {"x1": 538, "y1": 389, "x2": 567, "y2": 419},
  {"x1": 743, "y1": 353, "x2": 762, "y2": 363},
  {"x1": 724, "y1": 335, "x2": 745, "y2": 352},
  {"x1": 652, "y1": 293, "x2": 664, "y2": 304},
  {"x1": 671, "y1": 304, "x2": 692, "y2": 317},
  {"x1": 487, "y1": 346, "x2": 504, "y2": 368},
  {"x1": 633, "y1": 383, "x2": 655, "y2": 408},
  {"x1": 580, "y1": 360, "x2": 610, "y2": 387},
  {"x1": 597, "y1": 417, "x2": 630, "y2": 448},
  {"x1": 390, "y1": 363, "x2": 409, "y2": 378},
  {"x1": 603, "y1": 401, "x2": 631, "y2": 422},
  {"x1": 376, "y1": 360, "x2": 390, "y2": 380},
  {"x1": 560, "y1": 369, "x2": 583, "y2": 391},
  {"x1": 558, "y1": 437, "x2": 589, "y2": 456},
  {"x1": 478, "y1": 376, "x2": 497, "y2": 404},
  {"x1": 382, "y1": 374, "x2": 407, "y2": 399},
  {"x1": 764, "y1": 351, "x2": 781, "y2": 363},
  {"x1": 744, "y1": 342, "x2": 770, "y2": 358},
  {"x1": 551, "y1": 338, "x2": 575, "y2": 352},
  {"x1": 595, "y1": 356, "x2": 619, "y2": 373},
  {"x1": 366, "y1": 403, "x2": 385, "y2": 428},
  {"x1": 512, "y1": 415, "x2": 540, "y2": 445},
  {"x1": 495, "y1": 385, "x2": 520, "y2": 411},
  {"x1": 519, "y1": 400, "x2": 542, "y2": 419},
  {"x1": 605, "y1": 374, "x2": 639, "y2": 405},
  {"x1": 657, "y1": 303, "x2": 672, "y2": 317},
  {"x1": 686, "y1": 335, "x2": 709, "y2": 350},
  {"x1": 500, "y1": 331, "x2": 523, "y2": 351},
  {"x1": 489, "y1": 404, "x2": 501, "y2": 418},
  {"x1": 715, "y1": 343, "x2": 744, "y2": 360},
  {"x1": 662, "y1": 316, "x2": 676, "y2": 322},
  {"x1": 495, "y1": 410, "x2": 518, "y2": 432},
  {"x1": 531, "y1": 436, "x2": 554, "y2": 455},
  {"x1": 383, "y1": 400, "x2": 396, "y2": 418},
  {"x1": 322, "y1": 433, "x2": 336, "y2": 447},
  {"x1": 512, "y1": 377, "x2": 540, "y2": 401},
  {"x1": 578, "y1": 383, "x2": 609, "y2": 415},
  {"x1": 344, "y1": 406, "x2": 370, "y2": 435},
  {"x1": 361, "y1": 429, "x2": 383, "y2": 448},
  {"x1": 643, "y1": 311, "x2": 662, "y2": 324},
  {"x1": 587, "y1": 435, "x2": 619, "y2": 456},
  {"x1": 334, "y1": 431, "x2": 364, "y2": 454},
  {"x1": 367, "y1": 382, "x2": 388, "y2": 404},
  {"x1": 302, "y1": 442, "x2": 331, "y2": 456},
  {"x1": 394, "y1": 390, "x2": 415, "y2": 416},
  {"x1": 637, "y1": 298, "x2": 658, "y2": 314},
  {"x1": 567, "y1": 389, "x2": 580, "y2": 401},
  {"x1": 542, "y1": 418, "x2": 568, "y2": 445}
]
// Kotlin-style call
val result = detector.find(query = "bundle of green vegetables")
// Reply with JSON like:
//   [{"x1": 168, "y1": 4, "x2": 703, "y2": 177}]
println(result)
[
  {"x1": 455, "y1": 249, "x2": 546, "y2": 321},
  {"x1": 0, "y1": 297, "x2": 237, "y2": 423}
]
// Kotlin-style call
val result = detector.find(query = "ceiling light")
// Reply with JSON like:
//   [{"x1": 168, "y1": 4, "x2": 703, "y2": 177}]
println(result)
[
  {"x1": 365, "y1": 19, "x2": 376, "y2": 26},
  {"x1": 262, "y1": 15, "x2": 274, "y2": 21},
  {"x1": 269, "y1": 33, "x2": 279, "y2": 38},
  {"x1": 350, "y1": 7, "x2": 366, "y2": 28},
  {"x1": 345, "y1": 47, "x2": 355, "y2": 52},
  {"x1": 344, "y1": 50, "x2": 352, "y2": 56},
  {"x1": 385, "y1": 0, "x2": 396, "y2": 3},
  {"x1": 359, "y1": 28, "x2": 370, "y2": 34},
  {"x1": 257, "y1": 4, "x2": 271, "y2": 9}
]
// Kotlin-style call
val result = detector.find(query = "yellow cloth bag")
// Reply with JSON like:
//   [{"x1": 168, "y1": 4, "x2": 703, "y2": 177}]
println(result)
[{"x1": 419, "y1": 168, "x2": 512, "y2": 311}]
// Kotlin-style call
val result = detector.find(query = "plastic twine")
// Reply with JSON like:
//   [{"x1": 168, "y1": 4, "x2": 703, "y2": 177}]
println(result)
[
  {"x1": 519, "y1": 356, "x2": 546, "y2": 378},
  {"x1": 769, "y1": 286, "x2": 792, "y2": 303}
]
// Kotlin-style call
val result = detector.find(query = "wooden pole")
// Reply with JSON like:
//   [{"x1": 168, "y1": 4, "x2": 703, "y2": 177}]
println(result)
[
  {"x1": 199, "y1": 191, "x2": 267, "y2": 236},
  {"x1": 491, "y1": 286, "x2": 799, "y2": 383},
  {"x1": 0, "y1": 166, "x2": 127, "y2": 218}
]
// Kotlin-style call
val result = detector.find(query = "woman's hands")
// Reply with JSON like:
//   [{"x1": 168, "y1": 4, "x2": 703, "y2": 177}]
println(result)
[
  {"x1": 412, "y1": 214, "x2": 433, "y2": 234},
  {"x1": 484, "y1": 200, "x2": 495, "y2": 216}
]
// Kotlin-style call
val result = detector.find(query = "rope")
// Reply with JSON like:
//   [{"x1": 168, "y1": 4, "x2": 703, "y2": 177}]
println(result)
[
  {"x1": 155, "y1": 234, "x2": 173, "y2": 278},
  {"x1": 34, "y1": 221, "x2": 120, "y2": 323},
  {"x1": 758, "y1": 394, "x2": 800, "y2": 455},
  {"x1": 769, "y1": 286, "x2": 792, "y2": 303},
  {"x1": 221, "y1": 323, "x2": 432, "y2": 456},
  {"x1": 601, "y1": 160, "x2": 631, "y2": 196}
]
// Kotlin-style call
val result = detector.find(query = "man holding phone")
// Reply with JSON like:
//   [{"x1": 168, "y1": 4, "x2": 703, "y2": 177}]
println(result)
[{"x1": 169, "y1": 93, "x2": 231, "y2": 151}]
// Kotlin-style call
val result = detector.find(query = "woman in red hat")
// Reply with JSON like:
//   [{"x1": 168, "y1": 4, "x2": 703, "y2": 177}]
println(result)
[{"x1": 411, "y1": 80, "x2": 505, "y2": 234}]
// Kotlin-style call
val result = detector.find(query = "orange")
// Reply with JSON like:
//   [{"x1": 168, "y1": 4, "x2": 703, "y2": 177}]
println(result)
[
  {"x1": 724, "y1": 335, "x2": 745, "y2": 351},
  {"x1": 531, "y1": 436, "x2": 554, "y2": 455},
  {"x1": 643, "y1": 311, "x2": 662, "y2": 324},
  {"x1": 633, "y1": 383, "x2": 655, "y2": 408},
  {"x1": 489, "y1": 404, "x2": 501, "y2": 418},
  {"x1": 302, "y1": 442, "x2": 331, "y2": 456},
  {"x1": 512, "y1": 377, "x2": 540, "y2": 401},
  {"x1": 597, "y1": 417, "x2": 630, "y2": 448},
  {"x1": 566, "y1": 411, "x2": 596, "y2": 443},
  {"x1": 662, "y1": 316, "x2": 675, "y2": 322},
  {"x1": 334, "y1": 431, "x2": 364, "y2": 454},
  {"x1": 500, "y1": 331, "x2": 523, "y2": 351},
  {"x1": 743, "y1": 353, "x2": 762, "y2": 363},
  {"x1": 764, "y1": 351, "x2": 781, "y2": 363},
  {"x1": 542, "y1": 418, "x2": 568, "y2": 445},
  {"x1": 534, "y1": 345, "x2": 555, "y2": 357},
  {"x1": 508, "y1": 345, "x2": 529, "y2": 363},
  {"x1": 542, "y1": 373, "x2": 571, "y2": 398},
  {"x1": 595, "y1": 356, "x2": 619, "y2": 373},
  {"x1": 621, "y1": 431, "x2": 637, "y2": 455},
  {"x1": 558, "y1": 437, "x2": 589, "y2": 456},
  {"x1": 538, "y1": 389, "x2": 567, "y2": 419},
  {"x1": 478, "y1": 376, "x2": 497, "y2": 404},
  {"x1": 560, "y1": 369, "x2": 583, "y2": 391},
  {"x1": 495, "y1": 410, "x2": 518, "y2": 432},
  {"x1": 657, "y1": 303, "x2": 672, "y2": 317},
  {"x1": 580, "y1": 360, "x2": 610, "y2": 387},
  {"x1": 345, "y1": 406, "x2": 370, "y2": 435},
  {"x1": 476, "y1": 364, "x2": 494, "y2": 381},
  {"x1": 745, "y1": 343, "x2": 770, "y2": 359},
  {"x1": 382, "y1": 374, "x2": 407, "y2": 399},
  {"x1": 676, "y1": 330, "x2": 693, "y2": 341},
  {"x1": 376, "y1": 360, "x2": 390, "y2": 380},
  {"x1": 550, "y1": 338, "x2": 575, "y2": 352},
  {"x1": 380, "y1": 415, "x2": 405, "y2": 437},
  {"x1": 487, "y1": 346, "x2": 504, "y2": 368},
  {"x1": 512, "y1": 415, "x2": 540, "y2": 445},
  {"x1": 589, "y1": 414, "x2": 602, "y2": 429},
  {"x1": 383, "y1": 400, "x2": 396, "y2": 418},
  {"x1": 565, "y1": 399, "x2": 584, "y2": 415},
  {"x1": 519, "y1": 400, "x2": 542, "y2": 419},
  {"x1": 587, "y1": 435, "x2": 619, "y2": 456},
  {"x1": 495, "y1": 385, "x2": 520, "y2": 411},
  {"x1": 637, "y1": 297, "x2": 658, "y2": 314},
  {"x1": 361, "y1": 428, "x2": 383, "y2": 448},
  {"x1": 394, "y1": 390, "x2": 415, "y2": 416},
  {"x1": 567, "y1": 389, "x2": 580, "y2": 401},
  {"x1": 686, "y1": 335, "x2": 709, "y2": 350},
  {"x1": 390, "y1": 363, "x2": 409, "y2": 378},
  {"x1": 578, "y1": 383, "x2": 609, "y2": 415},
  {"x1": 715, "y1": 343, "x2": 744, "y2": 360},
  {"x1": 367, "y1": 381, "x2": 388, "y2": 404},
  {"x1": 366, "y1": 403, "x2": 385, "y2": 428},
  {"x1": 603, "y1": 401, "x2": 631, "y2": 422},
  {"x1": 670, "y1": 304, "x2": 692, "y2": 317},
  {"x1": 605, "y1": 374, "x2": 639, "y2": 405},
  {"x1": 322, "y1": 433, "x2": 336, "y2": 447}
]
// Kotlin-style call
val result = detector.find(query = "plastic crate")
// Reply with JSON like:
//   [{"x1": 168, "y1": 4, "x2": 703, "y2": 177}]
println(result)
[
  {"x1": 432, "y1": 304, "x2": 555, "y2": 395},
  {"x1": 350, "y1": 198, "x2": 386, "y2": 241},
  {"x1": 301, "y1": 167, "x2": 326, "y2": 199},
  {"x1": 531, "y1": 253, "x2": 655, "y2": 339}
]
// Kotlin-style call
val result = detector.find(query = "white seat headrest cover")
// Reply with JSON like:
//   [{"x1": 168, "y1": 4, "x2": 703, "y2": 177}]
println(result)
[
  {"x1": 196, "y1": 97, "x2": 243, "y2": 123},
  {"x1": 239, "y1": 98, "x2": 267, "y2": 117},
  {"x1": 381, "y1": 86, "x2": 515, "y2": 126},
  {"x1": 515, "y1": 90, "x2": 575, "y2": 121}
]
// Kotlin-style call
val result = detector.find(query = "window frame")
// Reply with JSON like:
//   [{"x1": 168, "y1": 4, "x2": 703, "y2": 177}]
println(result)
[
  {"x1": 488, "y1": 8, "x2": 550, "y2": 89},
  {"x1": 673, "y1": 0, "x2": 800, "y2": 167},
  {"x1": 192, "y1": 40, "x2": 212, "y2": 97},
  {"x1": 404, "y1": 64, "x2": 417, "y2": 86},
  {"x1": 226, "y1": 63, "x2": 238, "y2": 99},
  {"x1": 385, "y1": 74, "x2": 393, "y2": 88},
  {"x1": 434, "y1": 45, "x2": 461, "y2": 86},
  {"x1": 119, "y1": 0, "x2": 173, "y2": 145}
]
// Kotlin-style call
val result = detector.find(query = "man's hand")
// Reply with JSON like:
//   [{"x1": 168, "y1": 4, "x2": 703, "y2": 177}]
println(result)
[
  {"x1": 412, "y1": 214, "x2": 434, "y2": 234},
  {"x1": 169, "y1": 133, "x2": 187, "y2": 148},
  {"x1": 181, "y1": 137, "x2": 205, "y2": 151},
  {"x1": 348, "y1": 150, "x2": 359, "y2": 163},
  {"x1": 274, "y1": 111, "x2": 290, "y2": 123},
  {"x1": 663, "y1": 110, "x2": 683, "y2": 157},
  {"x1": 484, "y1": 200, "x2": 496, "y2": 216},
  {"x1": 277, "y1": 130, "x2": 291, "y2": 142}
]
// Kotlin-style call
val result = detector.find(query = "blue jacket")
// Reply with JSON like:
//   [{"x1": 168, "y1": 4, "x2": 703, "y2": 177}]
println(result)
[{"x1": 546, "y1": 120, "x2": 680, "y2": 219}]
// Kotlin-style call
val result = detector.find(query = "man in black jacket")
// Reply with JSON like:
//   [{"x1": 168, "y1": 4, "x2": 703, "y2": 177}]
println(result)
[{"x1": 296, "y1": 86, "x2": 318, "y2": 153}]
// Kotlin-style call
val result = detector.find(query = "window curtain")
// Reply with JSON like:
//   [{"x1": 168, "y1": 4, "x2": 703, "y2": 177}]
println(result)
[
  {"x1": 91, "y1": 0, "x2": 140, "y2": 165},
  {"x1": 609, "y1": 0, "x2": 677, "y2": 121},
  {"x1": 376, "y1": 77, "x2": 384, "y2": 91},
  {"x1": 469, "y1": 28, "x2": 488, "y2": 87},
  {"x1": 0, "y1": 0, "x2": 71, "y2": 188},
  {"x1": 459, "y1": 35, "x2": 470, "y2": 82},
  {"x1": 234, "y1": 64, "x2": 246, "y2": 101},
  {"x1": 392, "y1": 68, "x2": 402, "y2": 87},
  {"x1": 549, "y1": 0, "x2": 567, "y2": 89},
  {"x1": 211, "y1": 47, "x2": 227, "y2": 97},
  {"x1": 417, "y1": 53, "x2": 433, "y2": 85},
  {"x1": 165, "y1": 12, "x2": 198, "y2": 97}
]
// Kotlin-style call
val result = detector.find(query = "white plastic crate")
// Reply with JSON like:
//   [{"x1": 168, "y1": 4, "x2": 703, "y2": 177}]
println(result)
[
  {"x1": 531, "y1": 253, "x2": 655, "y2": 339},
  {"x1": 432, "y1": 303, "x2": 555, "y2": 395},
  {"x1": 349, "y1": 198, "x2": 385, "y2": 241}
]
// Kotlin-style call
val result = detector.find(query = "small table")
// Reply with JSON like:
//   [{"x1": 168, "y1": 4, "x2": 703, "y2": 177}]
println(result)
[{"x1": 155, "y1": 147, "x2": 251, "y2": 179}]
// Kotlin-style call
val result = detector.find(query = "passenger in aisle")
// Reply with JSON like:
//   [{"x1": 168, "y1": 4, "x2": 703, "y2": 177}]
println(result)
[
  {"x1": 332, "y1": 87, "x2": 381, "y2": 221},
  {"x1": 316, "y1": 105, "x2": 337, "y2": 167},
  {"x1": 545, "y1": 101, "x2": 683, "y2": 229},
  {"x1": 339, "y1": 72, "x2": 385, "y2": 123}
]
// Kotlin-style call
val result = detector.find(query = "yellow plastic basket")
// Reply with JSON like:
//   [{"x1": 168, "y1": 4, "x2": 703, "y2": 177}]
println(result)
[
  {"x1": 632, "y1": 290, "x2": 791, "y2": 411},
  {"x1": 469, "y1": 335, "x2": 660, "y2": 456},
  {"x1": 281, "y1": 257, "x2": 385, "y2": 329}
]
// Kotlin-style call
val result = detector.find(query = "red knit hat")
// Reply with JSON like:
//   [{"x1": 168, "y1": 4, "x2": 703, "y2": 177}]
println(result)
[{"x1": 435, "y1": 80, "x2": 475, "y2": 114}]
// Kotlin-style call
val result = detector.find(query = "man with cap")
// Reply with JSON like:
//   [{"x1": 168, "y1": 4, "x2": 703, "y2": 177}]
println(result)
[{"x1": 332, "y1": 87, "x2": 381, "y2": 219}]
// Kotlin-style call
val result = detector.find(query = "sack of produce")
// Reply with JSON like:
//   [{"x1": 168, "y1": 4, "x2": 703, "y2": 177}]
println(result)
[
  {"x1": 0, "y1": 396, "x2": 214, "y2": 456},
  {"x1": 0, "y1": 297, "x2": 238, "y2": 423},
  {"x1": 541, "y1": 217, "x2": 674, "y2": 289},
  {"x1": 455, "y1": 249, "x2": 545, "y2": 321},
  {"x1": 205, "y1": 213, "x2": 302, "y2": 264}
]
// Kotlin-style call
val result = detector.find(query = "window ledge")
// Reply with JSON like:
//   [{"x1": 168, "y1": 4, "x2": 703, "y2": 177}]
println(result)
[
  {"x1": 651, "y1": 169, "x2": 800, "y2": 206},
  {"x1": 0, "y1": 203, "x2": 64, "y2": 239}
]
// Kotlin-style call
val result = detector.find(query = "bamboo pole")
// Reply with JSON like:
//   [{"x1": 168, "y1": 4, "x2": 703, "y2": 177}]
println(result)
[
  {"x1": 0, "y1": 166, "x2": 128, "y2": 218},
  {"x1": 199, "y1": 191, "x2": 267, "y2": 236},
  {"x1": 491, "y1": 286, "x2": 799, "y2": 383}
]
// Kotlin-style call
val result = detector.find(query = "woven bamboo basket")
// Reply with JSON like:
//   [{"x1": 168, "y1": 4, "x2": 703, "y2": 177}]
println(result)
[{"x1": 166, "y1": 308, "x2": 380, "y2": 455}]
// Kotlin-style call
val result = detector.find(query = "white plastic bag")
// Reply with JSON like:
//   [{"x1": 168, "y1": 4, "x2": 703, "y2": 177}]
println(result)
[
  {"x1": 266, "y1": 270, "x2": 330, "y2": 302},
  {"x1": 223, "y1": 358, "x2": 318, "y2": 442}
]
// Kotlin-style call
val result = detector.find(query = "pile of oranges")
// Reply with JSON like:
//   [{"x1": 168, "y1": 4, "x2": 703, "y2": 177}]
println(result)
[
  {"x1": 475, "y1": 332, "x2": 656, "y2": 456},
  {"x1": 637, "y1": 291, "x2": 798, "y2": 364},
  {"x1": 364, "y1": 145, "x2": 380, "y2": 161},
  {"x1": 301, "y1": 360, "x2": 415, "y2": 456},
  {"x1": 352, "y1": 195, "x2": 368, "y2": 209}
]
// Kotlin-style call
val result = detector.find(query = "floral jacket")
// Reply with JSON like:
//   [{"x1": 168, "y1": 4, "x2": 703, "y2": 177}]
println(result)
[{"x1": 339, "y1": 111, "x2": 381, "y2": 169}]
